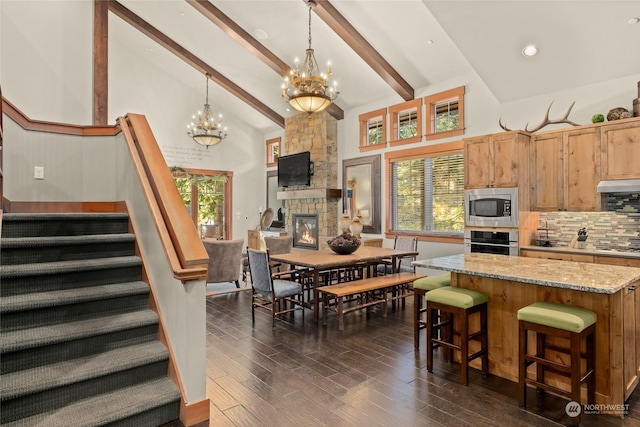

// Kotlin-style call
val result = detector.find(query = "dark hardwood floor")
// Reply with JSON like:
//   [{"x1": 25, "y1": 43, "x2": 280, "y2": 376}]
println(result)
[{"x1": 191, "y1": 290, "x2": 640, "y2": 427}]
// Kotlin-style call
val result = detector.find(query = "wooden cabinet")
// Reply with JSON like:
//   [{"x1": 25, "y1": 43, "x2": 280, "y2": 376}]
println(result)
[
  {"x1": 519, "y1": 249, "x2": 594, "y2": 263},
  {"x1": 247, "y1": 229, "x2": 288, "y2": 250},
  {"x1": 529, "y1": 127, "x2": 602, "y2": 211},
  {"x1": 601, "y1": 118, "x2": 640, "y2": 180},
  {"x1": 520, "y1": 248, "x2": 640, "y2": 398},
  {"x1": 361, "y1": 238, "x2": 383, "y2": 247},
  {"x1": 595, "y1": 256, "x2": 640, "y2": 268},
  {"x1": 464, "y1": 131, "x2": 530, "y2": 189},
  {"x1": 623, "y1": 281, "x2": 640, "y2": 400}
]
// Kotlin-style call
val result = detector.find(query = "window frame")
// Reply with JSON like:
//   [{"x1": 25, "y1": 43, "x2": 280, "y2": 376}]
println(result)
[
  {"x1": 266, "y1": 137, "x2": 281, "y2": 167},
  {"x1": 424, "y1": 86, "x2": 465, "y2": 141},
  {"x1": 389, "y1": 98, "x2": 422, "y2": 146},
  {"x1": 384, "y1": 141, "x2": 464, "y2": 243},
  {"x1": 359, "y1": 108, "x2": 387, "y2": 152}
]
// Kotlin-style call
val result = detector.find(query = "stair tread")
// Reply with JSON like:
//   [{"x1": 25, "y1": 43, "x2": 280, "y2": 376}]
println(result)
[
  {"x1": 0, "y1": 310, "x2": 159, "y2": 353},
  {"x1": 0, "y1": 281, "x2": 149, "y2": 313},
  {"x1": 1, "y1": 233, "x2": 135, "y2": 248},
  {"x1": 1, "y1": 212, "x2": 129, "y2": 221},
  {"x1": 0, "y1": 256, "x2": 141, "y2": 278},
  {"x1": 0, "y1": 377, "x2": 180, "y2": 427},
  {"x1": 1, "y1": 341, "x2": 169, "y2": 399}
]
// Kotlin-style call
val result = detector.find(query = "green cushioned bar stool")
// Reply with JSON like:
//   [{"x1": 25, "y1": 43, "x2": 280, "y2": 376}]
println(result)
[
  {"x1": 413, "y1": 273, "x2": 451, "y2": 349},
  {"x1": 517, "y1": 302, "x2": 596, "y2": 427},
  {"x1": 426, "y1": 286, "x2": 489, "y2": 386}
]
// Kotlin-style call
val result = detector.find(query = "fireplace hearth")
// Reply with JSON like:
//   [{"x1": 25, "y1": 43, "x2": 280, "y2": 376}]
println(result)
[{"x1": 293, "y1": 214, "x2": 319, "y2": 250}]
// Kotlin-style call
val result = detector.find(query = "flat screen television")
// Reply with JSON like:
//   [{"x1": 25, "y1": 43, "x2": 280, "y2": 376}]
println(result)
[{"x1": 277, "y1": 151, "x2": 313, "y2": 187}]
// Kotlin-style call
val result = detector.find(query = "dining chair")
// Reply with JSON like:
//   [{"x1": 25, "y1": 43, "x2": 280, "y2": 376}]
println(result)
[
  {"x1": 247, "y1": 248, "x2": 305, "y2": 328},
  {"x1": 377, "y1": 235, "x2": 419, "y2": 274}
]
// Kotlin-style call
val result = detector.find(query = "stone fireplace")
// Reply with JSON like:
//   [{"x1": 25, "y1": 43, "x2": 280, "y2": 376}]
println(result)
[
  {"x1": 279, "y1": 111, "x2": 341, "y2": 249},
  {"x1": 292, "y1": 214, "x2": 319, "y2": 249}
]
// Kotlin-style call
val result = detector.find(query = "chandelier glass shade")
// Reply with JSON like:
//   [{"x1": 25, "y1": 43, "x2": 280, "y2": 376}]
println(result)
[
  {"x1": 281, "y1": 1, "x2": 338, "y2": 114},
  {"x1": 187, "y1": 74, "x2": 227, "y2": 148}
]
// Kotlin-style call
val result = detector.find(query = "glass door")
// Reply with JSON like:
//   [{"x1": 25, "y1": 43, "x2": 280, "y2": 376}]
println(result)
[{"x1": 171, "y1": 167, "x2": 232, "y2": 239}]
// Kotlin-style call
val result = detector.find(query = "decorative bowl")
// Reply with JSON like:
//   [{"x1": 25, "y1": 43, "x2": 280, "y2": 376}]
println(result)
[
  {"x1": 328, "y1": 244, "x2": 360, "y2": 255},
  {"x1": 327, "y1": 233, "x2": 362, "y2": 255}
]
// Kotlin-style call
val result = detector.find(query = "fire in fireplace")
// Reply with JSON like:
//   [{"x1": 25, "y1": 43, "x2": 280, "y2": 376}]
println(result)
[{"x1": 292, "y1": 214, "x2": 319, "y2": 250}]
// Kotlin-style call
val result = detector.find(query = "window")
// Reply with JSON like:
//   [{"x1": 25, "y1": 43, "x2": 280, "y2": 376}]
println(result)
[
  {"x1": 266, "y1": 137, "x2": 281, "y2": 167},
  {"x1": 171, "y1": 168, "x2": 233, "y2": 239},
  {"x1": 424, "y1": 86, "x2": 465, "y2": 141},
  {"x1": 385, "y1": 142, "x2": 464, "y2": 241},
  {"x1": 359, "y1": 108, "x2": 387, "y2": 151},
  {"x1": 389, "y1": 98, "x2": 422, "y2": 146}
]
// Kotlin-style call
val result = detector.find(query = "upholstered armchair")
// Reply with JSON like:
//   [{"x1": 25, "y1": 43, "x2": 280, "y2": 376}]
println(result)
[
  {"x1": 263, "y1": 235, "x2": 293, "y2": 272},
  {"x1": 203, "y1": 238, "x2": 244, "y2": 288}
]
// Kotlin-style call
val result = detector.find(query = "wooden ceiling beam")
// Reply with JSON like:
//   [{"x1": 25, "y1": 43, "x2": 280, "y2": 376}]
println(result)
[
  {"x1": 186, "y1": 0, "x2": 344, "y2": 121},
  {"x1": 108, "y1": 0, "x2": 285, "y2": 128},
  {"x1": 310, "y1": 0, "x2": 414, "y2": 101},
  {"x1": 93, "y1": 0, "x2": 109, "y2": 125}
]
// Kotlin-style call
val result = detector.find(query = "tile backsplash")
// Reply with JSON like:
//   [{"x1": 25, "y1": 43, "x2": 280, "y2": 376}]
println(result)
[
  {"x1": 606, "y1": 193, "x2": 640, "y2": 213},
  {"x1": 538, "y1": 211, "x2": 640, "y2": 250}
]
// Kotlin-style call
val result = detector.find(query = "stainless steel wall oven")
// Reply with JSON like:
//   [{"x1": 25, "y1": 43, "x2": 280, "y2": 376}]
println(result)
[{"x1": 464, "y1": 229, "x2": 519, "y2": 256}]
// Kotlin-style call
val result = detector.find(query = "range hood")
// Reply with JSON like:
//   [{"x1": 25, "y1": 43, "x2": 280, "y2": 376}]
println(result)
[{"x1": 596, "y1": 179, "x2": 640, "y2": 193}]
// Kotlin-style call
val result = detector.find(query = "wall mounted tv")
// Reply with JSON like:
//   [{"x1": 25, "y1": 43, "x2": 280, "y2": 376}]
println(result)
[{"x1": 278, "y1": 151, "x2": 313, "y2": 187}]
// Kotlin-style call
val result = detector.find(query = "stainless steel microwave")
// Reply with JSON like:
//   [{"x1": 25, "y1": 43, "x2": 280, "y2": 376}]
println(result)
[{"x1": 464, "y1": 188, "x2": 518, "y2": 228}]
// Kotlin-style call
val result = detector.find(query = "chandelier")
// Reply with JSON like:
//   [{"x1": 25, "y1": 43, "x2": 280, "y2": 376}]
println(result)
[
  {"x1": 187, "y1": 74, "x2": 227, "y2": 148},
  {"x1": 281, "y1": 0, "x2": 339, "y2": 114}
]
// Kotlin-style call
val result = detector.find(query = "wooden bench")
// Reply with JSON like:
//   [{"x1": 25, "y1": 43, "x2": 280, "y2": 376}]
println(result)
[{"x1": 319, "y1": 272, "x2": 425, "y2": 330}]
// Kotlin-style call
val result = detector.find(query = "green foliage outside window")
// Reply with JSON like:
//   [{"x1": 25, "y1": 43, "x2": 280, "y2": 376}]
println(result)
[
  {"x1": 435, "y1": 101, "x2": 459, "y2": 133},
  {"x1": 173, "y1": 173, "x2": 227, "y2": 235},
  {"x1": 431, "y1": 155, "x2": 464, "y2": 232},
  {"x1": 392, "y1": 153, "x2": 464, "y2": 234},
  {"x1": 398, "y1": 110, "x2": 418, "y2": 140},
  {"x1": 367, "y1": 118, "x2": 384, "y2": 145}
]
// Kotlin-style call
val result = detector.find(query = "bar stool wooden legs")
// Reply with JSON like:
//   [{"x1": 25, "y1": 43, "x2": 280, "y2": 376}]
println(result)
[
  {"x1": 517, "y1": 302, "x2": 596, "y2": 426},
  {"x1": 413, "y1": 273, "x2": 451, "y2": 349},
  {"x1": 425, "y1": 286, "x2": 488, "y2": 385}
]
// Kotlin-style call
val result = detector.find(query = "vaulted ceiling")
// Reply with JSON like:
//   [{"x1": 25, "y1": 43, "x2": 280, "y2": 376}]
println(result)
[{"x1": 108, "y1": 0, "x2": 640, "y2": 133}]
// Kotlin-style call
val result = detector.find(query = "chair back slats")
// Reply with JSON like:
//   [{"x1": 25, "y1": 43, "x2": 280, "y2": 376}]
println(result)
[
  {"x1": 394, "y1": 236, "x2": 418, "y2": 272},
  {"x1": 247, "y1": 249, "x2": 272, "y2": 294}
]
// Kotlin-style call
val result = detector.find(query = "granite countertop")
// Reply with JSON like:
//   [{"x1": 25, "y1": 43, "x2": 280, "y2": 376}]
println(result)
[
  {"x1": 521, "y1": 245, "x2": 640, "y2": 259},
  {"x1": 412, "y1": 253, "x2": 640, "y2": 294}
]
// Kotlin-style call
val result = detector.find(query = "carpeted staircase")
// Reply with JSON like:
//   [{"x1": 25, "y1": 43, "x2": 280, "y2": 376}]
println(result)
[{"x1": 0, "y1": 212, "x2": 181, "y2": 427}]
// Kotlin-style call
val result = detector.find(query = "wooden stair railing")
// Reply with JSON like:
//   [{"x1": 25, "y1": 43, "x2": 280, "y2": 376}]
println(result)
[
  {"x1": 118, "y1": 113, "x2": 208, "y2": 281},
  {"x1": 1, "y1": 97, "x2": 208, "y2": 281}
]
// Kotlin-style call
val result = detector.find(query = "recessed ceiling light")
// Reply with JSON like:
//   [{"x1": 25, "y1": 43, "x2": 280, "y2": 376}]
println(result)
[
  {"x1": 426, "y1": 40, "x2": 434, "y2": 45},
  {"x1": 522, "y1": 45, "x2": 538, "y2": 57},
  {"x1": 255, "y1": 29, "x2": 268, "y2": 40},
  {"x1": 180, "y1": 11, "x2": 185, "y2": 17},
  {"x1": 629, "y1": 17, "x2": 640, "y2": 25}
]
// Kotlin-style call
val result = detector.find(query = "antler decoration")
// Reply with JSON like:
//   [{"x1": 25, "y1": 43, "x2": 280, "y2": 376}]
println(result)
[{"x1": 498, "y1": 101, "x2": 581, "y2": 132}]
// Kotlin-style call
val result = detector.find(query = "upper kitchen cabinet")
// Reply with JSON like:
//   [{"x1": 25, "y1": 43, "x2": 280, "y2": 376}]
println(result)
[
  {"x1": 530, "y1": 127, "x2": 602, "y2": 211},
  {"x1": 464, "y1": 131, "x2": 530, "y2": 189},
  {"x1": 601, "y1": 118, "x2": 640, "y2": 180}
]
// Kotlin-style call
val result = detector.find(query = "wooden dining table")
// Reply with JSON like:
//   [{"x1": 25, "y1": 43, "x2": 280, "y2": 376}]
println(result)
[{"x1": 269, "y1": 246, "x2": 419, "y2": 322}]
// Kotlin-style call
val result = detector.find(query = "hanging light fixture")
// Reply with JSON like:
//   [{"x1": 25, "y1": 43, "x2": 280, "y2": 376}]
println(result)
[
  {"x1": 187, "y1": 73, "x2": 227, "y2": 148},
  {"x1": 281, "y1": 0, "x2": 339, "y2": 114}
]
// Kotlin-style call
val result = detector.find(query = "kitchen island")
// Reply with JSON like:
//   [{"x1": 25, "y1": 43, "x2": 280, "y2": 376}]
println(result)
[{"x1": 413, "y1": 253, "x2": 640, "y2": 408}]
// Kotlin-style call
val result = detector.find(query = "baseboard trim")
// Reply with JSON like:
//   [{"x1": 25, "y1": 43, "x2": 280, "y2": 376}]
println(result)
[
  {"x1": 181, "y1": 397, "x2": 209, "y2": 426},
  {"x1": 3, "y1": 200, "x2": 124, "y2": 213}
]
